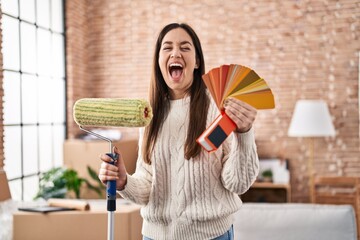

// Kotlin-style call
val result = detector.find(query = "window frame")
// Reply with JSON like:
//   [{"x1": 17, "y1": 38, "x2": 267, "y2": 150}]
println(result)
[{"x1": 1, "y1": 0, "x2": 67, "y2": 201}]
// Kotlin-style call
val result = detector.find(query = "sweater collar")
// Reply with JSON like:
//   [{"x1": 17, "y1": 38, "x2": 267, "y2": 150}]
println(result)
[{"x1": 170, "y1": 95, "x2": 191, "y2": 107}]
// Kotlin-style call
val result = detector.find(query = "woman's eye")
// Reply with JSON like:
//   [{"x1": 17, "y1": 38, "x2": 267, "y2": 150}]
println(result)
[
  {"x1": 181, "y1": 47, "x2": 190, "y2": 51},
  {"x1": 163, "y1": 47, "x2": 171, "y2": 51}
]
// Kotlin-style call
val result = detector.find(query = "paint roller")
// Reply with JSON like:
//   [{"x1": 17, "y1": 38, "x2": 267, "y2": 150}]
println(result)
[{"x1": 73, "y1": 98, "x2": 153, "y2": 240}]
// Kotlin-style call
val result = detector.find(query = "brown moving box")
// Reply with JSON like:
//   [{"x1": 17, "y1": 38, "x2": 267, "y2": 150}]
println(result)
[
  {"x1": 0, "y1": 170, "x2": 11, "y2": 201},
  {"x1": 63, "y1": 139, "x2": 139, "y2": 198},
  {"x1": 13, "y1": 201, "x2": 143, "y2": 240}
]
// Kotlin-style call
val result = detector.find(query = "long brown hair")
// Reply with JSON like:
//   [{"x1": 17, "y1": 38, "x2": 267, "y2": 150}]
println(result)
[{"x1": 142, "y1": 23, "x2": 210, "y2": 164}]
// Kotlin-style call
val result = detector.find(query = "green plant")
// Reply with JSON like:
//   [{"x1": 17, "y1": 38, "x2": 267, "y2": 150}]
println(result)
[
  {"x1": 34, "y1": 166, "x2": 105, "y2": 200},
  {"x1": 262, "y1": 169, "x2": 273, "y2": 178},
  {"x1": 85, "y1": 165, "x2": 106, "y2": 197},
  {"x1": 261, "y1": 169, "x2": 273, "y2": 182}
]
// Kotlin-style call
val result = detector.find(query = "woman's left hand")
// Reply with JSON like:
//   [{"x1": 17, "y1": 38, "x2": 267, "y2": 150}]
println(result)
[{"x1": 224, "y1": 97, "x2": 257, "y2": 133}]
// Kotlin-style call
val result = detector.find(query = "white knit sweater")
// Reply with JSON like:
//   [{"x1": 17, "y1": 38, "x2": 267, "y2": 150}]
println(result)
[{"x1": 119, "y1": 96, "x2": 259, "y2": 240}]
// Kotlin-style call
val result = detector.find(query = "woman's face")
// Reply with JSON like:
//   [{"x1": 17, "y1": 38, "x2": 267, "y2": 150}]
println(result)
[{"x1": 158, "y1": 28, "x2": 198, "y2": 100}]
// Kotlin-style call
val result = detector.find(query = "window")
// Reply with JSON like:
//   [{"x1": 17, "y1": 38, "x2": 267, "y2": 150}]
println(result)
[{"x1": 1, "y1": 0, "x2": 66, "y2": 201}]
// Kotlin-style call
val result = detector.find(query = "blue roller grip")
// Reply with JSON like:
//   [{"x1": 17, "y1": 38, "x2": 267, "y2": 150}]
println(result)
[{"x1": 106, "y1": 153, "x2": 119, "y2": 212}]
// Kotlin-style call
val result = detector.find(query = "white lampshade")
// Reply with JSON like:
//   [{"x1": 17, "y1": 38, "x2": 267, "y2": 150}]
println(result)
[{"x1": 288, "y1": 100, "x2": 336, "y2": 137}]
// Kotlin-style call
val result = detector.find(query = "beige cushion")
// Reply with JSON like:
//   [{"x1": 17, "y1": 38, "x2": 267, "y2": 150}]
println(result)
[{"x1": 233, "y1": 203, "x2": 357, "y2": 240}]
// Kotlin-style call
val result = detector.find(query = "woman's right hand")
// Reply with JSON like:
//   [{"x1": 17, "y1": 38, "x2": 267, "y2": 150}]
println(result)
[{"x1": 98, "y1": 146, "x2": 128, "y2": 191}]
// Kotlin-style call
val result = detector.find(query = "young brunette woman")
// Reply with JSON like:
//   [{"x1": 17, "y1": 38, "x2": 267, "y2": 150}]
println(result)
[{"x1": 98, "y1": 23, "x2": 259, "y2": 240}]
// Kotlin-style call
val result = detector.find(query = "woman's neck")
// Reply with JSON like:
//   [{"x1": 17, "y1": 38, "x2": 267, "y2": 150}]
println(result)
[{"x1": 169, "y1": 91, "x2": 189, "y2": 100}]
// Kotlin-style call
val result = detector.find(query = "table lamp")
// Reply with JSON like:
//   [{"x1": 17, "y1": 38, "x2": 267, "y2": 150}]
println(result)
[{"x1": 288, "y1": 100, "x2": 336, "y2": 202}]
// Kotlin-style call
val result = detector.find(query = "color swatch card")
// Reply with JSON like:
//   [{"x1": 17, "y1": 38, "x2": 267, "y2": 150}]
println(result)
[
  {"x1": 197, "y1": 64, "x2": 275, "y2": 152},
  {"x1": 202, "y1": 64, "x2": 275, "y2": 110}
]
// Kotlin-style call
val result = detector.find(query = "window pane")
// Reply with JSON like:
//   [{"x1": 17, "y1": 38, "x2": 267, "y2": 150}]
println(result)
[
  {"x1": 2, "y1": 15, "x2": 20, "y2": 71},
  {"x1": 52, "y1": 33, "x2": 65, "y2": 78},
  {"x1": 53, "y1": 124, "x2": 64, "y2": 167},
  {"x1": 20, "y1": 22, "x2": 37, "y2": 74},
  {"x1": 39, "y1": 125, "x2": 53, "y2": 172},
  {"x1": 2, "y1": 0, "x2": 65, "y2": 202},
  {"x1": 4, "y1": 126, "x2": 22, "y2": 179},
  {"x1": 38, "y1": 76, "x2": 53, "y2": 123},
  {"x1": 37, "y1": 28, "x2": 52, "y2": 76},
  {"x1": 3, "y1": 71, "x2": 21, "y2": 125},
  {"x1": 52, "y1": 78, "x2": 65, "y2": 123},
  {"x1": 23, "y1": 126, "x2": 38, "y2": 176},
  {"x1": 51, "y1": 0, "x2": 64, "y2": 33},
  {"x1": 36, "y1": 0, "x2": 50, "y2": 29},
  {"x1": 2, "y1": 0, "x2": 19, "y2": 17},
  {"x1": 22, "y1": 74, "x2": 38, "y2": 124},
  {"x1": 20, "y1": 0, "x2": 35, "y2": 23},
  {"x1": 8, "y1": 180, "x2": 22, "y2": 201},
  {"x1": 23, "y1": 175, "x2": 39, "y2": 201}
]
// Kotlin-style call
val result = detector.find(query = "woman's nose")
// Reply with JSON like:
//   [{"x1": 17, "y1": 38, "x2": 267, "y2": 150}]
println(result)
[{"x1": 171, "y1": 49, "x2": 181, "y2": 58}]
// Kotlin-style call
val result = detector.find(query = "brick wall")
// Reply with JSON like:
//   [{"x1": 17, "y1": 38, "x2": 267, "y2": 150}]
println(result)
[
  {"x1": 66, "y1": 0, "x2": 360, "y2": 202},
  {"x1": 66, "y1": 0, "x2": 93, "y2": 138},
  {"x1": 0, "y1": 5, "x2": 4, "y2": 169}
]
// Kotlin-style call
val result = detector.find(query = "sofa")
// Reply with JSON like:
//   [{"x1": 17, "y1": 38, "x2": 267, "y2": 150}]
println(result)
[{"x1": 233, "y1": 203, "x2": 357, "y2": 240}]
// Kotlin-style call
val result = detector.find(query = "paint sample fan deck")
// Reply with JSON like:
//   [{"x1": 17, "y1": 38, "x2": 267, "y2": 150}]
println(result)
[
  {"x1": 202, "y1": 64, "x2": 275, "y2": 110},
  {"x1": 197, "y1": 64, "x2": 275, "y2": 152}
]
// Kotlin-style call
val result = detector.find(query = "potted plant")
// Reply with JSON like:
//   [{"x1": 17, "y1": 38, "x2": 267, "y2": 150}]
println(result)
[
  {"x1": 34, "y1": 166, "x2": 105, "y2": 200},
  {"x1": 261, "y1": 169, "x2": 273, "y2": 182}
]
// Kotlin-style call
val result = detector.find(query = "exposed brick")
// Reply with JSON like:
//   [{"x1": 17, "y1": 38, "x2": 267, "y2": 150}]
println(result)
[{"x1": 0, "y1": 4, "x2": 4, "y2": 169}]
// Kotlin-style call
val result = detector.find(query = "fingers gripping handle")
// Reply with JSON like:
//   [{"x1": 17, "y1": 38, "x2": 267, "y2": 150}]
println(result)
[{"x1": 106, "y1": 153, "x2": 119, "y2": 212}]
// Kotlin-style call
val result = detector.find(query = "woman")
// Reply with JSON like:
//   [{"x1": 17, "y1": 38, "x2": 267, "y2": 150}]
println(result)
[{"x1": 98, "y1": 23, "x2": 259, "y2": 240}]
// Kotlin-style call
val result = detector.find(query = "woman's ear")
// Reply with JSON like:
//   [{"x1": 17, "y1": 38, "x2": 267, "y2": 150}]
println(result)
[{"x1": 195, "y1": 59, "x2": 199, "y2": 69}]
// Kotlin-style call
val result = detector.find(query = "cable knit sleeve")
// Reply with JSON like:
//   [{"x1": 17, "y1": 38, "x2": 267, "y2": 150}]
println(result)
[
  {"x1": 220, "y1": 128, "x2": 259, "y2": 195},
  {"x1": 117, "y1": 128, "x2": 153, "y2": 205},
  {"x1": 205, "y1": 95, "x2": 259, "y2": 195}
]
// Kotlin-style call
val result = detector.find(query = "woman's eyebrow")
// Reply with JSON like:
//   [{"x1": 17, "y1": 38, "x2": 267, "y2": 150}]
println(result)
[
  {"x1": 162, "y1": 41, "x2": 193, "y2": 46},
  {"x1": 180, "y1": 41, "x2": 192, "y2": 46}
]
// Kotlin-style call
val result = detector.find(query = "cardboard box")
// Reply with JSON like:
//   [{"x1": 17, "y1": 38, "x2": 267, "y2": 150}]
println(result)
[
  {"x1": 13, "y1": 200, "x2": 143, "y2": 240},
  {"x1": 63, "y1": 139, "x2": 138, "y2": 198},
  {"x1": 0, "y1": 170, "x2": 11, "y2": 201}
]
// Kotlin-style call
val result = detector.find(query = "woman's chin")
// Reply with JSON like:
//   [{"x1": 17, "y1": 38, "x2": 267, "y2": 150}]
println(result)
[{"x1": 168, "y1": 75, "x2": 183, "y2": 84}]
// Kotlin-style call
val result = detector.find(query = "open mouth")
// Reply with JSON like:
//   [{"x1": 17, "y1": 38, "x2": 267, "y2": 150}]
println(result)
[{"x1": 169, "y1": 63, "x2": 183, "y2": 80}]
